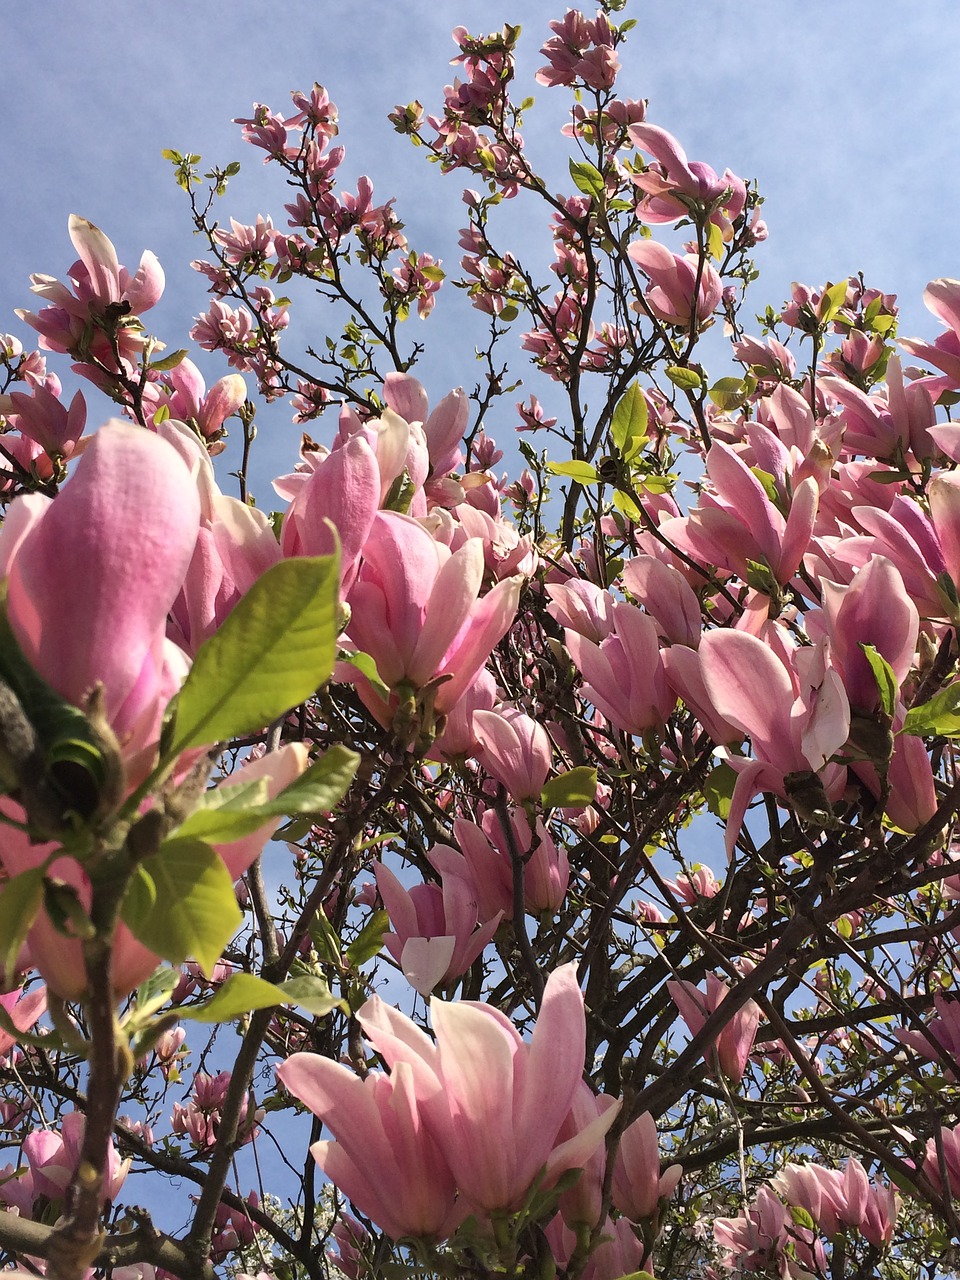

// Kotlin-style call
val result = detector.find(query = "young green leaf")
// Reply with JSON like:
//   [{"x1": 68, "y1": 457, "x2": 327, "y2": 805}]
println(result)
[
  {"x1": 168, "y1": 555, "x2": 340, "y2": 754},
  {"x1": 860, "y1": 644, "x2": 898, "y2": 719},
  {"x1": 541, "y1": 767, "x2": 598, "y2": 810},
  {"x1": 903, "y1": 681, "x2": 960, "y2": 737},
  {"x1": 180, "y1": 972, "x2": 345, "y2": 1022},
  {"x1": 174, "y1": 746, "x2": 358, "y2": 845},
  {"x1": 610, "y1": 383, "x2": 648, "y2": 463},
  {"x1": 120, "y1": 838, "x2": 242, "y2": 975},
  {"x1": 345, "y1": 909, "x2": 390, "y2": 969},
  {"x1": 568, "y1": 158, "x2": 605, "y2": 200},
  {"x1": 547, "y1": 460, "x2": 599, "y2": 485},
  {"x1": 0, "y1": 867, "x2": 45, "y2": 985}
]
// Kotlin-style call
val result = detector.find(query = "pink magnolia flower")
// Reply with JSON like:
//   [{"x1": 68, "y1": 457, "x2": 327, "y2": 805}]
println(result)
[
  {"x1": 565, "y1": 600, "x2": 676, "y2": 737},
  {"x1": 276, "y1": 1048, "x2": 464, "y2": 1241},
  {"x1": 612, "y1": 1110, "x2": 683, "y2": 1222},
  {"x1": 0, "y1": 985, "x2": 46, "y2": 1058},
  {"x1": 628, "y1": 239, "x2": 722, "y2": 328},
  {"x1": 279, "y1": 433, "x2": 381, "y2": 598},
  {"x1": 630, "y1": 123, "x2": 746, "y2": 236},
  {"x1": 356, "y1": 962, "x2": 619, "y2": 1213},
  {"x1": 474, "y1": 706, "x2": 552, "y2": 801},
  {"x1": 0, "y1": 421, "x2": 200, "y2": 773},
  {"x1": 667, "y1": 973, "x2": 762, "y2": 1082},
  {"x1": 1, "y1": 1110, "x2": 130, "y2": 1216},
  {"x1": 16, "y1": 215, "x2": 164, "y2": 371},
  {"x1": 374, "y1": 859, "x2": 502, "y2": 996},
  {"x1": 143, "y1": 357, "x2": 247, "y2": 452},
  {"x1": 158, "y1": 420, "x2": 281, "y2": 654},
  {"x1": 344, "y1": 511, "x2": 522, "y2": 728},
  {"x1": 696, "y1": 627, "x2": 849, "y2": 856}
]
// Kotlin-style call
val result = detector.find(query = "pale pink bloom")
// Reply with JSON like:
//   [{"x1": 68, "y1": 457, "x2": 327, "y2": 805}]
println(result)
[
  {"x1": 546, "y1": 1212, "x2": 648, "y2": 1280},
  {"x1": 630, "y1": 123, "x2": 746, "y2": 236},
  {"x1": 697, "y1": 628, "x2": 849, "y2": 856},
  {"x1": 0, "y1": 422, "x2": 199, "y2": 759},
  {"x1": 280, "y1": 433, "x2": 380, "y2": 597},
  {"x1": 545, "y1": 579, "x2": 616, "y2": 643},
  {"x1": 17, "y1": 215, "x2": 163, "y2": 368},
  {"x1": 666, "y1": 864, "x2": 720, "y2": 905},
  {"x1": 144, "y1": 357, "x2": 247, "y2": 450},
  {"x1": 663, "y1": 440, "x2": 819, "y2": 587},
  {"x1": 474, "y1": 706, "x2": 552, "y2": 801},
  {"x1": 668, "y1": 973, "x2": 761, "y2": 1082},
  {"x1": 357, "y1": 962, "x2": 619, "y2": 1213},
  {"x1": 628, "y1": 239, "x2": 722, "y2": 328},
  {"x1": 565, "y1": 600, "x2": 676, "y2": 737},
  {"x1": 158, "y1": 420, "x2": 281, "y2": 653},
  {"x1": 344, "y1": 511, "x2": 522, "y2": 726},
  {"x1": 814, "y1": 555, "x2": 918, "y2": 714},
  {"x1": 0, "y1": 985, "x2": 46, "y2": 1058},
  {"x1": 276, "y1": 1051, "x2": 463, "y2": 1240},
  {"x1": 6, "y1": 385, "x2": 86, "y2": 460},
  {"x1": 896, "y1": 993, "x2": 960, "y2": 1078},
  {"x1": 482, "y1": 805, "x2": 569, "y2": 915},
  {"x1": 621, "y1": 554, "x2": 702, "y2": 648},
  {"x1": 900, "y1": 277, "x2": 960, "y2": 394},
  {"x1": 922, "y1": 1121, "x2": 960, "y2": 1199},
  {"x1": 383, "y1": 373, "x2": 467, "y2": 484},
  {"x1": 611, "y1": 1110, "x2": 683, "y2": 1222},
  {"x1": 12, "y1": 1110, "x2": 130, "y2": 1211},
  {"x1": 374, "y1": 859, "x2": 502, "y2": 996}
]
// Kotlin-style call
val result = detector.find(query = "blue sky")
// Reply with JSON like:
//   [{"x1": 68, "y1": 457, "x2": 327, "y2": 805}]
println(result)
[{"x1": 4, "y1": 2, "x2": 960, "y2": 498}]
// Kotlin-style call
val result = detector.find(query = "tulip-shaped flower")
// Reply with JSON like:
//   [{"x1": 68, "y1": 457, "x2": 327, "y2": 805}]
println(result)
[
  {"x1": 374, "y1": 859, "x2": 502, "y2": 997},
  {"x1": 274, "y1": 1051, "x2": 464, "y2": 1242},
  {"x1": 627, "y1": 239, "x2": 722, "y2": 328},
  {"x1": 282, "y1": 963, "x2": 618, "y2": 1224},
  {"x1": 344, "y1": 511, "x2": 522, "y2": 729},
  {"x1": 17, "y1": 215, "x2": 164, "y2": 374},
  {"x1": 667, "y1": 973, "x2": 761, "y2": 1082},
  {"x1": 0, "y1": 421, "x2": 201, "y2": 779},
  {"x1": 474, "y1": 706, "x2": 552, "y2": 801},
  {"x1": 612, "y1": 1110, "x2": 683, "y2": 1223},
  {"x1": 564, "y1": 600, "x2": 676, "y2": 737}
]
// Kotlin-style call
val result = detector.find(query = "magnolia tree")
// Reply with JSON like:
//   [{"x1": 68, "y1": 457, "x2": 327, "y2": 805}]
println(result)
[{"x1": 2, "y1": 6, "x2": 960, "y2": 1279}]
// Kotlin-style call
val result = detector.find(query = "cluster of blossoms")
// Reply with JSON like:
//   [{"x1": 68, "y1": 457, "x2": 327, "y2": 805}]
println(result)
[{"x1": 3, "y1": 7, "x2": 960, "y2": 1280}]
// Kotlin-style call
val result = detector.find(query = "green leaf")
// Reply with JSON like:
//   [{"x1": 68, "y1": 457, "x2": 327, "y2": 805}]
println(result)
[
  {"x1": 903, "y1": 680, "x2": 960, "y2": 737},
  {"x1": 541, "y1": 766, "x2": 598, "y2": 810},
  {"x1": 547, "y1": 460, "x2": 599, "y2": 485},
  {"x1": 277, "y1": 975, "x2": 346, "y2": 1017},
  {"x1": 339, "y1": 650, "x2": 391, "y2": 700},
  {"x1": 705, "y1": 220, "x2": 724, "y2": 262},
  {"x1": 819, "y1": 278, "x2": 849, "y2": 325},
  {"x1": 568, "y1": 158, "x2": 605, "y2": 200},
  {"x1": 149, "y1": 349, "x2": 188, "y2": 372},
  {"x1": 665, "y1": 365, "x2": 702, "y2": 391},
  {"x1": 168, "y1": 555, "x2": 340, "y2": 754},
  {"x1": 750, "y1": 466, "x2": 779, "y2": 505},
  {"x1": 0, "y1": 868, "x2": 44, "y2": 984},
  {"x1": 120, "y1": 838, "x2": 242, "y2": 976},
  {"x1": 613, "y1": 489, "x2": 643, "y2": 522},
  {"x1": 610, "y1": 383, "x2": 648, "y2": 463},
  {"x1": 309, "y1": 908, "x2": 343, "y2": 968},
  {"x1": 499, "y1": 303, "x2": 519, "y2": 322},
  {"x1": 860, "y1": 644, "x2": 898, "y2": 719},
  {"x1": 132, "y1": 966, "x2": 180, "y2": 1020},
  {"x1": 708, "y1": 376, "x2": 755, "y2": 412},
  {"x1": 704, "y1": 761, "x2": 738, "y2": 821},
  {"x1": 345, "y1": 909, "x2": 390, "y2": 969},
  {"x1": 180, "y1": 972, "x2": 344, "y2": 1022},
  {"x1": 789, "y1": 1205, "x2": 816, "y2": 1230},
  {"x1": 174, "y1": 746, "x2": 358, "y2": 845}
]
